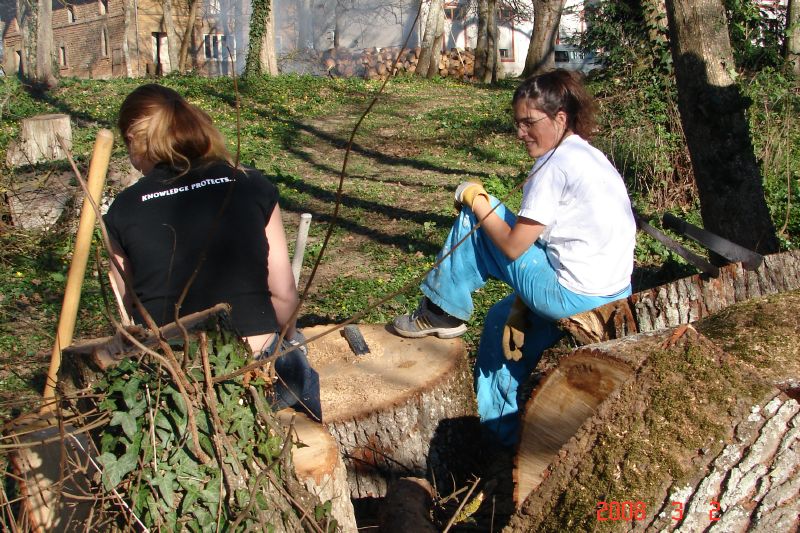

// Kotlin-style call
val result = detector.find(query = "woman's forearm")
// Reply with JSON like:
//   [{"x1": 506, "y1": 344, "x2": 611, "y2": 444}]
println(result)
[{"x1": 471, "y1": 196, "x2": 544, "y2": 260}]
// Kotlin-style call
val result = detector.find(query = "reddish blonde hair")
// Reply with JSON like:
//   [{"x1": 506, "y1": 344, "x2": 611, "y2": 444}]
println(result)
[
  {"x1": 512, "y1": 69, "x2": 597, "y2": 139},
  {"x1": 118, "y1": 84, "x2": 232, "y2": 173}
]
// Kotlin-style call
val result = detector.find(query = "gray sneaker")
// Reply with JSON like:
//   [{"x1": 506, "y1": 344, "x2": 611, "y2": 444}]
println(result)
[{"x1": 392, "y1": 298, "x2": 467, "y2": 339}]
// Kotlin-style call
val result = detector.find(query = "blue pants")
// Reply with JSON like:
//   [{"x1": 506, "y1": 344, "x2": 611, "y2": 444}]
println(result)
[
  {"x1": 259, "y1": 332, "x2": 322, "y2": 422},
  {"x1": 422, "y1": 198, "x2": 630, "y2": 446}
]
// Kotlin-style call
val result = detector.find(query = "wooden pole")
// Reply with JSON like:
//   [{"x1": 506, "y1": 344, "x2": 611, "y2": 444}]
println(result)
[
  {"x1": 41, "y1": 129, "x2": 113, "y2": 405},
  {"x1": 291, "y1": 213, "x2": 312, "y2": 287}
]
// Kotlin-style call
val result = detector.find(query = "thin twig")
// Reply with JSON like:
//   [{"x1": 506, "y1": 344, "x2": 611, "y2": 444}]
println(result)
[
  {"x1": 200, "y1": 331, "x2": 247, "y2": 501},
  {"x1": 442, "y1": 476, "x2": 481, "y2": 533}
]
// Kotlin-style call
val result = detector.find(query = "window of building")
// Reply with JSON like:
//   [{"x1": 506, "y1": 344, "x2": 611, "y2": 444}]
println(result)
[
  {"x1": 101, "y1": 28, "x2": 109, "y2": 57},
  {"x1": 498, "y1": 5, "x2": 514, "y2": 22},
  {"x1": 67, "y1": 6, "x2": 76, "y2": 23},
  {"x1": 499, "y1": 48, "x2": 509, "y2": 59},
  {"x1": 443, "y1": 1, "x2": 458, "y2": 20},
  {"x1": 59, "y1": 46, "x2": 67, "y2": 67},
  {"x1": 99, "y1": 0, "x2": 108, "y2": 15},
  {"x1": 15, "y1": 50, "x2": 23, "y2": 74},
  {"x1": 204, "y1": 34, "x2": 235, "y2": 61}
]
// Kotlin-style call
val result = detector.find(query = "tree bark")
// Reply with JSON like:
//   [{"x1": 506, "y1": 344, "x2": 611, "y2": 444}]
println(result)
[
  {"x1": 298, "y1": 0, "x2": 313, "y2": 49},
  {"x1": 474, "y1": 0, "x2": 498, "y2": 83},
  {"x1": 16, "y1": 0, "x2": 33, "y2": 78},
  {"x1": 177, "y1": 0, "x2": 201, "y2": 72},
  {"x1": 34, "y1": 0, "x2": 56, "y2": 87},
  {"x1": 302, "y1": 324, "x2": 476, "y2": 499},
  {"x1": 123, "y1": 0, "x2": 137, "y2": 76},
  {"x1": 521, "y1": 0, "x2": 565, "y2": 77},
  {"x1": 162, "y1": 0, "x2": 179, "y2": 73},
  {"x1": 17, "y1": 0, "x2": 57, "y2": 86},
  {"x1": 245, "y1": 0, "x2": 277, "y2": 76},
  {"x1": 510, "y1": 311, "x2": 800, "y2": 530},
  {"x1": 259, "y1": 0, "x2": 279, "y2": 75},
  {"x1": 664, "y1": 0, "x2": 779, "y2": 256},
  {"x1": 416, "y1": 0, "x2": 444, "y2": 78},
  {"x1": 787, "y1": 0, "x2": 800, "y2": 76}
]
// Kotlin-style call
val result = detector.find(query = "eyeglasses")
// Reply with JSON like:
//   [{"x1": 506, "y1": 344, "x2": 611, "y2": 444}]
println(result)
[{"x1": 514, "y1": 115, "x2": 549, "y2": 130}]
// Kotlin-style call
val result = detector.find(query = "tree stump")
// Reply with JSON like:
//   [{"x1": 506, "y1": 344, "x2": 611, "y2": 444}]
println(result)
[
  {"x1": 6, "y1": 114, "x2": 72, "y2": 167},
  {"x1": 277, "y1": 410, "x2": 357, "y2": 532},
  {"x1": 509, "y1": 289, "x2": 800, "y2": 531},
  {"x1": 303, "y1": 324, "x2": 475, "y2": 499}
]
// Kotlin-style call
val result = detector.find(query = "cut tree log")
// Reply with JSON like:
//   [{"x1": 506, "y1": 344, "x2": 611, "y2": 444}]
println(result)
[
  {"x1": 303, "y1": 324, "x2": 475, "y2": 499},
  {"x1": 556, "y1": 249, "x2": 800, "y2": 345},
  {"x1": 509, "y1": 289, "x2": 800, "y2": 531},
  {"x1": 6, "y1": 114, "x2": 72, "y2": 167},
  {"x1": 514, "y1": 352, "x2": 635, "y2": 505},
  {"x1": 277, "y1": 409, "x2": 357, "y2": 532}
]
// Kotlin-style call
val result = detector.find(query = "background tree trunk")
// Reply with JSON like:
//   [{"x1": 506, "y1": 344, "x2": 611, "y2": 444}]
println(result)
[
  {"x1": 34, "y1": 0, "x2": 56, "y2": 87},
  {"x1": 298, "y1": 0, "x2": 313, "y2": 49},
  {"x1": 258, "y1": 0, "x2": 279, "y2": 75},
  {"x1": 177, "y1": 0, "x2": 200, "y2": 72},
  {"x1": 643, "y1": 0, "x2": 668, "y2": 48},
  {"x1": 787, "y1": 0, "x2": 800, "y2": 76},
  {"x1": 123, "y1": 0, "x2": 136, "y2": 76},
  {"x1": 17, "y1": 0, "x2": 57, "y2": 86},
  {"x1": 521, "y1": 0, "x2": 564, "y2": 77},
  {"x1": 16, "y1": 0, "x2": 33, "y2": 77},
  {"x1": 245, "y1": 0, "x2": 276, "y2": 76},
  {"x1": 664, "y1": 0, "x2": 779, "y2": 256},
  {"x1": 162, "y1": 0, "x2": 179, "y2": 73},
  {"x1": 333, "y1": 0, "x2": 343, "y2": 48},
  {"x1": 416, "y1": 0, "x2": 444, "y2": 78},
  {"x1": 474, "y1": 0, "x2": 498, "y2": 83}
]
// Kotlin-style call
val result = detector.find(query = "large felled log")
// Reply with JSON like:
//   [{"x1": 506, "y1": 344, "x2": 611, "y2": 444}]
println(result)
[
  {"x1": 556, "y1": 249, "x2": 800, "y2": 344},
  {"x1": 304, "y1": 324, "x2": 475, "y2": 499},
  {"x1": 6, "y1": 114, "x2": 73, "y2": 167},
  {"x1": 509, "y1": 289, "x2": 800, "y2": 531},
  {"x1": 277, "y1": 410, "x2": 357, "y2": 532}
]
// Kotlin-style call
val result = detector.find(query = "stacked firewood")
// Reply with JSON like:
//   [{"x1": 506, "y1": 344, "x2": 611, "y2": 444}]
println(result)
[{"x1": 319, "y1": 47, "x2": 476, "y2": 80}]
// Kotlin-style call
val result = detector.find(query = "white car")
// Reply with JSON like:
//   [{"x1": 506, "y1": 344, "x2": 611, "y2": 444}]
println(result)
[{"x1": 554, "y1": 45, "x2": 603, "y2": 74}]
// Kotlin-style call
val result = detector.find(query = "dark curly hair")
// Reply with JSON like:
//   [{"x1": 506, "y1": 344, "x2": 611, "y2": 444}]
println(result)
[{"x1": 512, "y1": 69, "x2": 597, "y2": 139}]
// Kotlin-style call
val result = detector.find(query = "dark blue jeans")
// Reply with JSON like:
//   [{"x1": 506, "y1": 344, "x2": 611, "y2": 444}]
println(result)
[{"x1": 258, "y1": 332, "x2": 322, "y2": 422}]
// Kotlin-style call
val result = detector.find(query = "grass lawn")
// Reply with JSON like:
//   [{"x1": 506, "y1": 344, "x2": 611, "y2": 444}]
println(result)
[{"x1": 0, "y1": 71, "x2": 796, "y2": 414}]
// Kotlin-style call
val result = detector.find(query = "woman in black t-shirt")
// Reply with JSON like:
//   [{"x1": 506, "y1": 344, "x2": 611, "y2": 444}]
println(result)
[{"x1": 107, "y1": 84, "x2": 320, "y2": 419}]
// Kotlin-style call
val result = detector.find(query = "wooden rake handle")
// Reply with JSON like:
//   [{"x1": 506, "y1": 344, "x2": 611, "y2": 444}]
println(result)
[{"x1": 42, "y1": 129, "x2": 114, "y2": 405}]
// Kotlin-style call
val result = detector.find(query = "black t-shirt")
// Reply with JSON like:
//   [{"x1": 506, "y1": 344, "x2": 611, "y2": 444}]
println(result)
[{"x1": 104, "y1": 160, "x2": 280, "y2": 336}]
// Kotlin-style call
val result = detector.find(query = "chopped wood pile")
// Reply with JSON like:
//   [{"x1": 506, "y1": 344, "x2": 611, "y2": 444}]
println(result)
[{"x1": 319, "y1": 47, "x2": 476, "y2": 80}]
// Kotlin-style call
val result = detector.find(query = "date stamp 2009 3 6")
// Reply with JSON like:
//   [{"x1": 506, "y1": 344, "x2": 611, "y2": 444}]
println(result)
[{"x1": 596, "y1": 501, "x2": 722, "y2": 522}]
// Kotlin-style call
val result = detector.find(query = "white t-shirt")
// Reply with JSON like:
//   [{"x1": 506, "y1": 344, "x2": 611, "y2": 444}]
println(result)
[{"x1": 518, "y1": 134, "x2": 636, "y2": 296}]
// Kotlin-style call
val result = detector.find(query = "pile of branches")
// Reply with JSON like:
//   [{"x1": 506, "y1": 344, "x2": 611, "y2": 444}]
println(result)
[{"x1": 1, "y1": 321, "x2": 337, "y2": 531}]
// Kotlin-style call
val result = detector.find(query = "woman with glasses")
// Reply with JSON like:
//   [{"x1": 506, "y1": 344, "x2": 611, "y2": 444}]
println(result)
[{"x1": 392, "y1": 70, "x2": 636, "y2": 445}]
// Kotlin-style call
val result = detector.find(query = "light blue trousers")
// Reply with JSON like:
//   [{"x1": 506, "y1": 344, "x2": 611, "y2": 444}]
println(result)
[{"x1": 421, "y1": 198, "x2": 630, "y2": 446}]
